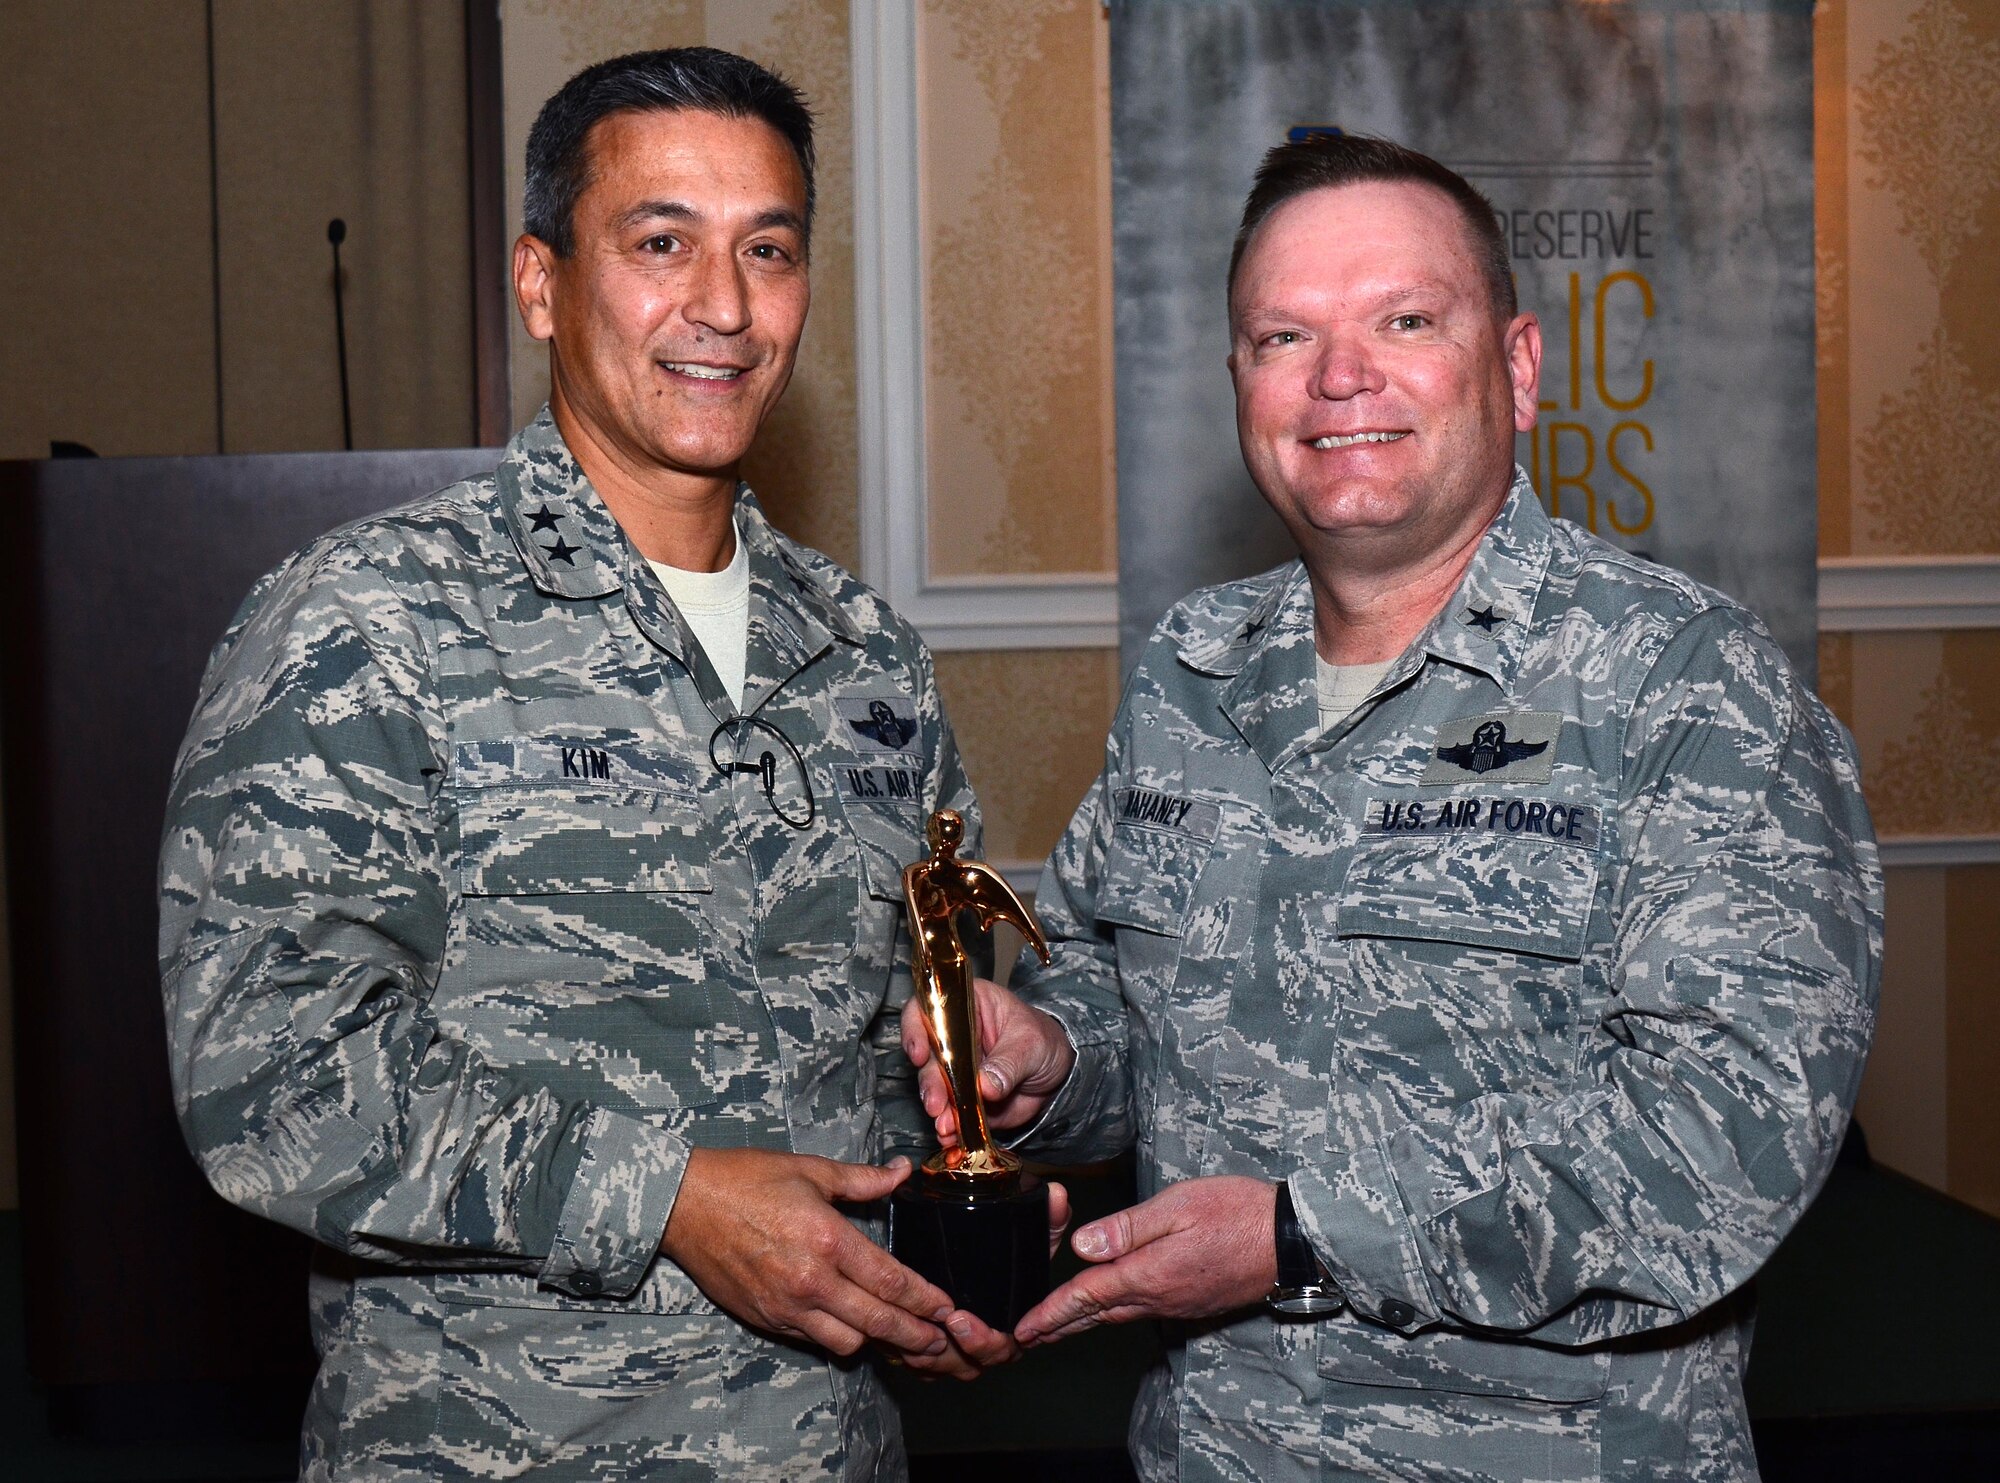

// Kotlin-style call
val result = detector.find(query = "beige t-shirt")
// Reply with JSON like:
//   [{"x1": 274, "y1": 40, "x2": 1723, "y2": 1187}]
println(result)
[
  {"x1": 648, "y1": 519, "x2": 750, "y2": 705},
  {"x1": 1316, "y1": 655, "x2": 1395, "y2": 730}
]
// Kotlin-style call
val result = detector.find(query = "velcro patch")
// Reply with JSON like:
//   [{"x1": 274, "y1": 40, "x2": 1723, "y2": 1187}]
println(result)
[
  {"x1": 1362, "y1": 795, "x2": 1600, "y2": 849},
  {"x1": 1420, "y1": 711, "x2": 1563, "y2": 785},
  {"x1": 1112, "y1": 786, "x2": 1221, "y2": 842},
  {"x1": 834, "y1": 761, "x2": 923, "y2": 806},
  {"x1": 836, "y1": 695, "x2": 921, "y2": 753}
]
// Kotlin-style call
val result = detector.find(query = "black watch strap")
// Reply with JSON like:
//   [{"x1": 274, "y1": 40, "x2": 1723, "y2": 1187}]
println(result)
[{"x1": 1273, "y1": 1179, "x2": 1320, "y2": 1289}]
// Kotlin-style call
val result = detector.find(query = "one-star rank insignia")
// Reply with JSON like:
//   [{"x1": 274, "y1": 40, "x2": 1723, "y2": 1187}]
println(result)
[{"x1": 1465, "y1": 605, "x2": 1504, "y2": 632}]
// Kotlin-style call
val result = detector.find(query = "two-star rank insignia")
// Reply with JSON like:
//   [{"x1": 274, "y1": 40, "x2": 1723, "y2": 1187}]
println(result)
[
  {"x1": 541, "y1": 536, "x2": 581, "y2": 565},
  {"x1": 1465, "y1": 605, "x2": 1504, "y2": 632},
  {"x1": 527, "y1": 504, "x2": 562, "y2": 533}
]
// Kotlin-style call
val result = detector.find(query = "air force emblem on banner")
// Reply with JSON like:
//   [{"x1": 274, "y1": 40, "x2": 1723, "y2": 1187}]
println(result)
[
  {"x1": 1421, "y1": 712, "x2": 1562, "y2": 784},
  {"x1": 839, "y1": 696, "x2": 919, "y2": 751}
]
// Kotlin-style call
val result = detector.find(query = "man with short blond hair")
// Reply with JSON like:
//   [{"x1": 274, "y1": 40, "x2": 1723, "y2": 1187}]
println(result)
[{"x1": 911, "y1": 135, "x2": 1880, "y2": 1482}]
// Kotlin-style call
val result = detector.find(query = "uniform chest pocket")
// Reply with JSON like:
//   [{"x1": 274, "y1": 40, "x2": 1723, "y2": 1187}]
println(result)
[
  {"x1": 843, "y1": 797, "x2": 924, "y2": 911},
  {"x1": 1330, "y1": 830, "x2": 1600, "y2": 1112},
  {"x1": 1336, "y1": 829, "x2": 1597, "y2": 960},
  {"x1": 443, "y1": 781, "x2": 721, "y2": 1112}
]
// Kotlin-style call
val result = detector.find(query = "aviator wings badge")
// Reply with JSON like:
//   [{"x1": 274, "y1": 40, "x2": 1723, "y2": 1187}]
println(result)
[{"x1": 1420, "y1": 712, "x2": 1562, "y2": 785}]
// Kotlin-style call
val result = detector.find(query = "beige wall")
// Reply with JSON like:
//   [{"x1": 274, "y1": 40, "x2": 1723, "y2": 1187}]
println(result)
[
  {"x1": 920, "y1": 0, "x2": 1118, "y2": 580},
  {"x1": 1819, "y1": 0, "x2": 2000, "y2": 1215}
]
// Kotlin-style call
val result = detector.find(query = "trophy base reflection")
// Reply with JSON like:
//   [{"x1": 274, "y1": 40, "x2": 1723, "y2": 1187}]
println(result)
[{"x1": 889, "y1": 1164, "x2": 1050, "y2": 1332}]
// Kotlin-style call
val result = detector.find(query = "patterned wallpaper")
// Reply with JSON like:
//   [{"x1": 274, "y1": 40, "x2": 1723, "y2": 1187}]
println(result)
[
  {"x1": 1818, "y1": 0, "x2": 2000, "y2": 1215},
  {"x1": 921, "y1": 0, "x2": 1118, "y2": 579}
]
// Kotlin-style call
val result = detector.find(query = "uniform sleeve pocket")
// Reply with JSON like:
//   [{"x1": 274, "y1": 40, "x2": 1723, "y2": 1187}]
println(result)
[
  {"x1": 1337, "y1": 833, "x2": 1597, "y2": 961},
  {"x1": 1095, "y1": 823, "x2": 1208, "y2": 937}
]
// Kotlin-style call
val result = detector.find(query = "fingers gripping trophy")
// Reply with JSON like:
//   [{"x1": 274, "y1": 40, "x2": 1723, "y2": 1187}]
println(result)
[{"x1": 888, "y1": 809, "x2": 1054, "y2": 1328}]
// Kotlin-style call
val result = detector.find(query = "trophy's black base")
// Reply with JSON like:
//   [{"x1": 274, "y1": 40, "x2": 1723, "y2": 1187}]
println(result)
[{"x1": 889, "y1": 1168, "x2": 1050, "y2": 1332}]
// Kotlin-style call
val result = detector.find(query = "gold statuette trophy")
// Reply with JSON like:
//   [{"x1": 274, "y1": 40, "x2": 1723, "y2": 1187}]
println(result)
[{"x1": 887, "y1": 808, "x2": 1054, "y2": 1330}]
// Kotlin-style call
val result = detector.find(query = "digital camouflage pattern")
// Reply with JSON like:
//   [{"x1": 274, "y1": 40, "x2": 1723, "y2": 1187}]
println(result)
[
  {"x1": 1016, "y1": 474, "x2": 1880, "y2": 1483},
  {"x1": 160, "y1": 410, "x2": 972, "y2": 1480}
]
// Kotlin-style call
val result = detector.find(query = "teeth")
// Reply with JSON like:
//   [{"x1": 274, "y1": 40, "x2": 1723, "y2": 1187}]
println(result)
[
  {"x1": 664, "y1": 363, "x2": 742, "y2": 381},
  {"x1": 1311, "y1": 431, "x2": 1408, "y2": 449}
]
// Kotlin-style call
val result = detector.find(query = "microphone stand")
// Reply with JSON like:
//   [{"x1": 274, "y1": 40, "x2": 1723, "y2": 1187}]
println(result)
[{"x1": 327, "y1": 218, "x2": 353, "y2": 450}]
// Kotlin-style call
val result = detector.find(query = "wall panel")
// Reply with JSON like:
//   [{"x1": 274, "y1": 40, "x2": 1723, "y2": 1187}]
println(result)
[
  {"x1": 212, "y1": 0, "x2": 474, "y2": 452},
  {"x1": 1820, "y1": 0, "x2": 2000, "y2": 1216},
  {"x1": 0, "y1": 0, "x2": 217, "y2": 460}
]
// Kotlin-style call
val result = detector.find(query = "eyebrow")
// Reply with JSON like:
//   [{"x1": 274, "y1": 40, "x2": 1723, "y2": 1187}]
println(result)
[
  {"x1": 1233, "y1": 279, "x2": 1459, "y2": 329},
  {"x1": 612, "y1": 200, "x2": 806, "y2": 237}
]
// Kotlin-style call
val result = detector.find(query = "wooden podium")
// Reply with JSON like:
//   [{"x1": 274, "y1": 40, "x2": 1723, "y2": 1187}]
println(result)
[{"x1": 0, "y1": 449, "x2": 496, "y2": 1437}]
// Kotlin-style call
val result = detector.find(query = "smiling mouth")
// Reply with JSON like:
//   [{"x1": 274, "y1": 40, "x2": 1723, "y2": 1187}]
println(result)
[
  {"x1": 1310, "y1": 431, "x2": 1410, "y2": 449},
  {"x1": 660, "y1": 361, "x2": 746, "y2": 382}
]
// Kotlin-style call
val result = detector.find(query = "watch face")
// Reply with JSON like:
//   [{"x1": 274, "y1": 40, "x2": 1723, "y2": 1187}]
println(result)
[{"x1": 1268, "y1": 1287, "x2": 1346, "y2": 1318}]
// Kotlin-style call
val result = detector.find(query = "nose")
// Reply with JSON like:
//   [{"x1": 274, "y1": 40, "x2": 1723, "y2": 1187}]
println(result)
[
  {"x1": 683, "y1": 248, "x2": 750, "y2": 337},
  {"x1": 1309, "y1": 325, "x2": 1383, "y2": 401}
]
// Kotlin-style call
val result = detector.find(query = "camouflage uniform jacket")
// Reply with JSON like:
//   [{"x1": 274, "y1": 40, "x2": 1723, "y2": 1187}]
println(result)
[
  {"x1": 159, "y1": 410, "x2": 972, "y2": 1480},
  {"x1": 1015, "y1": 475, "x2": 1880, "y2": 1483}
]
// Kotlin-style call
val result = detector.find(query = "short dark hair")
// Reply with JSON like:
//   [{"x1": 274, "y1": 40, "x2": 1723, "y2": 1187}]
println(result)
[
  {"x1": 524, "y1": 47, "x2": 816, "y2": 259},
  {"x1": 1227, "y1": 134, "x2": 1515, "y2": 320}
]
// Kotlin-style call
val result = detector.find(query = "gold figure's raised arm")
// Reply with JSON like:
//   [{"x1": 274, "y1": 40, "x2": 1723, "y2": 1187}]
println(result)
[{"x1": 901, "y1": 810, "x2": 1051, "y2": 1179}]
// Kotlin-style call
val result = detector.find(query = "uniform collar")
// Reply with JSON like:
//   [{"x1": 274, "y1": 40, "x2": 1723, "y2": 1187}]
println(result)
[
  {"x1": 497, "y1": 408, "x2": 865, "y2": 711},
  {"x1": 498, "y1": 409, "x2": 627, "y2": 600},
  {"x1": 1411, "y1": 468, "x2": 1552, "y2": 695},
  {"x1": 1182, "y1": 469, "x2": 1553, "y2": 773}
]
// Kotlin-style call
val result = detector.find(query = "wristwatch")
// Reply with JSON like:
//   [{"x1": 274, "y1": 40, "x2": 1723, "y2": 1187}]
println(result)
[{"x1": 1268, "y1": 1179, "x2": 1346, "y2": 1316}]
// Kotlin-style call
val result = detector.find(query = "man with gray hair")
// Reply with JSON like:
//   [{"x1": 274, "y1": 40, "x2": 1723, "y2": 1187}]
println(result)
[
  {"x1": 909, "y1": 135, "x2": 1880, "y2": 1481},
  {"x1": 162, "y1": 47, "x2": 1024, "y2": 1480}
]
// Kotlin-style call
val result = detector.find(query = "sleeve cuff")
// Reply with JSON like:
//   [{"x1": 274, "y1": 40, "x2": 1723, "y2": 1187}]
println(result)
[
  {"x1": 537, "y1": 1108, "x2": 690, "y2": 1300},
  {"x1": 1290, "y1": 1143, "x2": 1439, "y2": 1332},
  {"x1": 1005, "y1": 1008, "x2": 1133, "y2": 1162}
]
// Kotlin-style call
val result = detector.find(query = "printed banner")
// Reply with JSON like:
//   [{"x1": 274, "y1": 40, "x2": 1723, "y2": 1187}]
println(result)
[{"x1": 1111, "y1": 0, "x2": 1817, "y2": 677}]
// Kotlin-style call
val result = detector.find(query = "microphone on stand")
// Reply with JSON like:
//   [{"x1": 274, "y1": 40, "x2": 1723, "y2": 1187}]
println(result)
[{"x1": 327, "y1": 218, "x2": 353, "y2": 450}]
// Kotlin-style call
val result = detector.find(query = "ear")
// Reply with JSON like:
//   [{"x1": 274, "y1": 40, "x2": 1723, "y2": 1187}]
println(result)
[
  {"x1": 1503, "y1": 312, "x2": 1543, "y2": 432},
  {"x1": 513, "y1": 235, "x2": 560, "y2": 343}
]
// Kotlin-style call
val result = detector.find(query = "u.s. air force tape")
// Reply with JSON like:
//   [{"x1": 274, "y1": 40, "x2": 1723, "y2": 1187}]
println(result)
[
  {"x1": 834, "y1": 761, "x2": 922, "y2": 804},
  {"x1": 1361, "y1": 795, "x2": 1600, "y2": 849}
]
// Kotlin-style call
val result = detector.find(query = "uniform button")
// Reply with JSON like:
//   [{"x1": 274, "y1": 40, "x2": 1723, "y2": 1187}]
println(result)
[
  {"x1": 572, "y1": 1272, "x2": 602, "y2": 1296},
  {"x1": 1380, "y1": 1299, "x2": 1416, "y2": 1327}
]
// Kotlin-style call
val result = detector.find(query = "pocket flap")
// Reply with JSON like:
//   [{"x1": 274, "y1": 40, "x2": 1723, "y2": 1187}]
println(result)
[
  {"x1": 455, "y1": 786, "x2": 711, "y2": 896},
  {"x1": 1337, "y1": 831, "x2": 1597, "y2": 960},
  {"x1": 1318, "y1": 1321, "x2": 1609, "y2": 1403}
]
